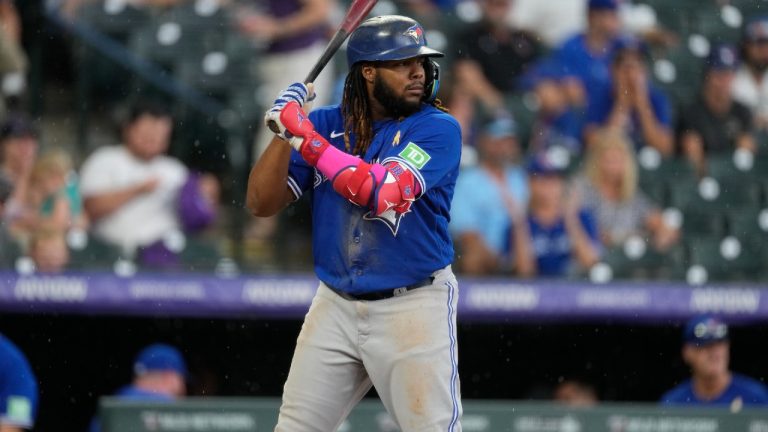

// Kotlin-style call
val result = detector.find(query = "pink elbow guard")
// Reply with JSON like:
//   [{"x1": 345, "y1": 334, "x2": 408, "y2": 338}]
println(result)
[{"x1": 329, "y1": 160, "x2": 417, "y2": 216}]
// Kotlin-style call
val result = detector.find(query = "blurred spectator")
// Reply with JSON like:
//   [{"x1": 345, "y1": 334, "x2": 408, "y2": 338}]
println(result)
[
  {"x1": 553, "y1": 0, "x2": 623, "y2": 113},
  {"x1": 661, "y1": 315, "x2": 768, "y2": 408},
  {"x1": 453, "y1": 0, "x2": 541, "y2": 119},
  {"x1": 573, "y1": 128, "x2": 678, "y2": 250},
  {"x1": 27, "y1": 224, "x2": 70, "y2": 274},
  {"x1": 677, "y1": 44, "x2": 756, "y2": 176},
  {"x1": 509, "y1": 0, "x2": 673, "y2": 49},
  {"x1": 524, "y1": 59, "x2": 586, "y2": 157},
  {"x1": 89, "y1": 343, "x2": 188, "y2": 432},
  {"x1": 0, "y1": 333, "x2": 38, "y2": 432},
  {"x1": 12, "y1": 150, "x2": 86, "y2": 239},
  {"x1": 584, "y1": 38, "x2": 673, "y2": 155},
  {"x1": 554, "y1": 378, "x2": 599, "y2": 407},
  {"x1": 235, "y1": 0, "x2": 334, "y2": 156},
  {"x1": 451, "y1": 117, "x2": 528, "y2": 275},
  {"x1": 79, "y1": 99, "x2": 217, "y2": 268},
  {"x1": 0, "y1": 0, "x2": 26, "y2": 115},
  {"x1": 0, "y1": 115, "x2": 38, "y2": 232},
  {"x1": 732, "y1": 16, "x2": 768, "y2": 132},
  {"x1": 0, "y1": 175, "x2": 15, "y2": 267},
  {"x1": 512, "y1": 152, "x2": 601, "y2": 278}
]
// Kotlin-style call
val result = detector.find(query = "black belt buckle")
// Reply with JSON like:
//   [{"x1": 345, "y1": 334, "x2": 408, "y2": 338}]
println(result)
[{"x1": 327, "y1": 277, "x2": 434, "y2": 301}]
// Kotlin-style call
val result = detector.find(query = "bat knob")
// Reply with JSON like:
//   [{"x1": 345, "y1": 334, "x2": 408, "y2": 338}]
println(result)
[{"x1": 267, "y1": 120, "x2": 281, "y2": 134}]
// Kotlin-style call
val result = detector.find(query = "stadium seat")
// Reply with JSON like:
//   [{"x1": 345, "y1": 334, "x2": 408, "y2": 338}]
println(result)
[
  {"x1": 601, "y1": 237, "x2": 682, "y2": 280},
  {"x1": 686, "y1": 235, "x2": 763, "y2": 282},
  {"x1": 68, "y1": 236, "x2": 125, "y2": 270}
]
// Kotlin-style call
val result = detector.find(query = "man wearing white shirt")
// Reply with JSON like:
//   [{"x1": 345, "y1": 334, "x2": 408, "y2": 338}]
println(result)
[
  {"x1": 79, "y1": 100, "x2": 187, "y2": 256},
  {"x1": 732, "y1": 16, "x2": 768, "y2": 131}
]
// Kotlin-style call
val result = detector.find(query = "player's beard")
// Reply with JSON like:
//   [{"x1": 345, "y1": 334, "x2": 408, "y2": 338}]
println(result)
[{"x1": 373, "y1": 76, "x2": 422, "y2": 118}]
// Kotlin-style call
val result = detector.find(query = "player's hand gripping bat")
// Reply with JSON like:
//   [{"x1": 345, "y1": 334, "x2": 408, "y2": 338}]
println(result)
[{"x1": 266, "y1": 0, "x2": 379, "y2": 134}]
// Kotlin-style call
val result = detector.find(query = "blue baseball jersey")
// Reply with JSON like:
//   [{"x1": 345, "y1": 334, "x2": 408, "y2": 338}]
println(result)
[
  {"x1": 287, "y1": 104, "x2": 462, "y2": 294},
  {"x1": 511, "y1": 210, "x2": 600, "y2": 277},
  {"x1": 0, "y1": 333, "x2": 38, "y2": 429},
  {"x1": 661, "y1": 373, "x2": 768, "y2": 406}
]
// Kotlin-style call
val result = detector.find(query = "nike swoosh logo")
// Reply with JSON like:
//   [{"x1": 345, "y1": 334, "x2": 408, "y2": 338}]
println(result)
[{"x1": 330, "y1": 130, "x2": 344, "y2": 138}]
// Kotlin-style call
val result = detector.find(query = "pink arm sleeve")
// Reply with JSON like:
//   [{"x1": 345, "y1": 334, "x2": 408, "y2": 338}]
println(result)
[{"x1": 315, "y1": 144, "x2": 422, "y2": 196}]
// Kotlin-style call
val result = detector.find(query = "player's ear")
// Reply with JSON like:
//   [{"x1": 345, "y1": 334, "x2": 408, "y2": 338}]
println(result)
[{"x1": 362, "y1": 64, "x2": 376, "y2": 83}]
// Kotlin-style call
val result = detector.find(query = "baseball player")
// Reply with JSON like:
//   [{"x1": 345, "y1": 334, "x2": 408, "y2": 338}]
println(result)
[
  {"x1": 246, "y1": 15, "x2": 462, "y2": 432},
  {"x1": 0, "y1": 333, "x2": 38, "y2": 432}
]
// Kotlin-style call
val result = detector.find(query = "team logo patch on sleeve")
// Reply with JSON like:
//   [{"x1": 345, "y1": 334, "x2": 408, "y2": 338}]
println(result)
[{"x1": 398, "y1": 142, "x2": 431, "y2": 169}]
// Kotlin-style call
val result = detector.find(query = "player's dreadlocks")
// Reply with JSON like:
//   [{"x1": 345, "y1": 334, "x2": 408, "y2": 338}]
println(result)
[{"x1": 341, "y1": 62, "x2": 448, "y2": 157}]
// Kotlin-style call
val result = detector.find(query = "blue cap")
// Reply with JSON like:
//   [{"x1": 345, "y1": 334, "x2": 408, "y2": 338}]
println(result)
[
  {"x1": 346, "y1": 15, "x2": 444, "y2": 67},
  {"x1": 482, "y1": 116, "x2": 517, "y2": 139},
  {"x1": 527, "y1": 150, "x2": 569, "y2": 176},
  {"x1": 588, "y1": 0, "x2": 619, "y2": 11},
  {"x1": 706, "y1": 44, "x2": 739, "y2": 71},
  {"x1": 611, "y1": 36, "x2": 650, "y2": 62},
  {"x1": 520, "y1": 58, "x2": 568, "y2": 90},
  {"x1": 133, "y1": 344, "x2": 188, "y2": 377},
  {"x1": 744, "y1": 16, "x2": 768, "y2": 42},
  {"x1": 683, "y1": 315, "x2": 729, "y2": 346}
]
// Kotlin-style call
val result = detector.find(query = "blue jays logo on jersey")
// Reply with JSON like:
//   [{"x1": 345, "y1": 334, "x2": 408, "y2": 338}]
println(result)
[
  {"x1": 364, "y1": 208, "x2": 408, "y2": 236},
  {"x1": 404, "y1": 24, "x2": 423, "y2": 44}
]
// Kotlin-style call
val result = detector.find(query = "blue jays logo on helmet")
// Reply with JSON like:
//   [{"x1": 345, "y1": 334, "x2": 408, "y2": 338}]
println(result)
[{"x1": 404, "y1": 24, "x2": 424, "y2": 44}]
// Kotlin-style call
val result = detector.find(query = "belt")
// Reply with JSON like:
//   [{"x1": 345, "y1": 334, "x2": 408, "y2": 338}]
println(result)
[{"x1": 326, "y1": 277, "x2": 435, "y2": 301}]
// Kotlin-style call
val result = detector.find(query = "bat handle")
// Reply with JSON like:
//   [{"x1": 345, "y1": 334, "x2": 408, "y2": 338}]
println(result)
[{"x1": 267, "y1": 119, "x2": 281, "y2": 134}]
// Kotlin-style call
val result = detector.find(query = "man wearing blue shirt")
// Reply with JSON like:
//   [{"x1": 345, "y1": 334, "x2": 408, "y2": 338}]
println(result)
[
  {"x1": 247, "y1": 15, "x2": 462, "y2": 431},
  {"x1": 554, "y1": 0, "x2": 623, "y2": 115},
  {"x1": 511, "y1": 152, "x2": 601, "y2": 278},
  {"x1": 661, "y1": 315, "x2": 768, "y2": 408},
  {"x1": 90, "y1": 344, "x2": 187, "y2": 432},
  {"x1": 0, "y1": 334, "x2": 37, "y2": 432},
  {"x1": 451, "y1": 116, "x2": 528, "y2": 275},
  {"x1": 584, "y1": 38, "x2": 673, "y2": 155}
]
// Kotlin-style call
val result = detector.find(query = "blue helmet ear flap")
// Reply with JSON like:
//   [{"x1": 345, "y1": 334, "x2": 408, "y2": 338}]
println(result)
[{"x1": 423, "y1": 59, "x2": 441, "y2": 103}]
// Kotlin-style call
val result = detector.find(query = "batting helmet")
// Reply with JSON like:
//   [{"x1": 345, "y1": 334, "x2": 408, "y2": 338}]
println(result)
[{"x1": 347, "y1": 15, "x2": 444, "y2": 102}]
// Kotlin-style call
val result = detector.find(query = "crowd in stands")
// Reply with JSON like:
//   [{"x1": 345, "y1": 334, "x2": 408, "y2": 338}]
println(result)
[{"x1": 0, "y1": 0, "x2": 767, "y2": 283}]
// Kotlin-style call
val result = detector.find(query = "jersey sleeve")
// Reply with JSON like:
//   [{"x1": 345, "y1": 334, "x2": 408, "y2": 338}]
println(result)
[
  {"x1": 382, "y1": 114, "x2": 462, "y2": 199},
  {"x1": 286, "y1": 109, "x2": 327, "y2": 200}
]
